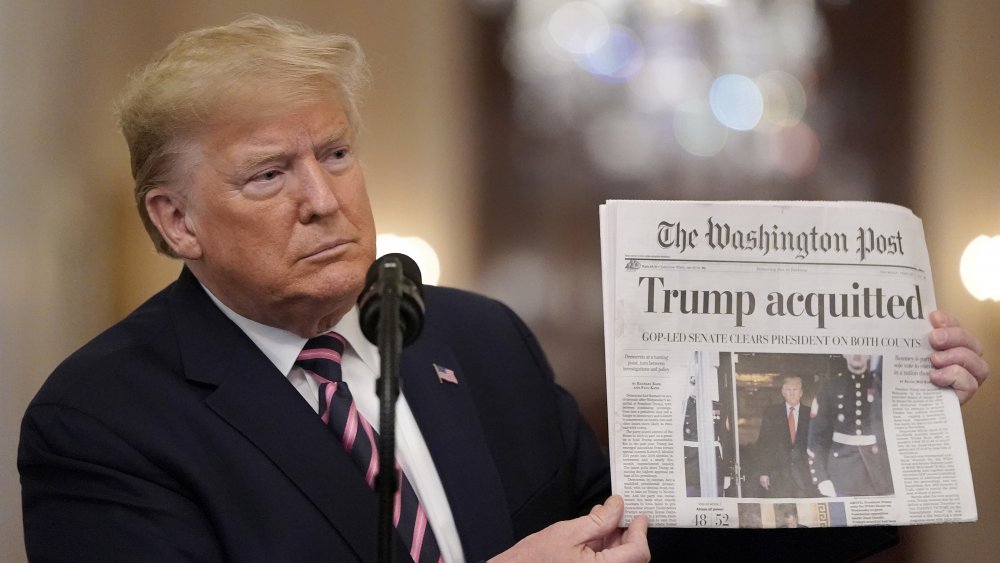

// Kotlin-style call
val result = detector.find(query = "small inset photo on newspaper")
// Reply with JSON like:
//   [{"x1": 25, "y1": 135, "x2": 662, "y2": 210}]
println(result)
[
  {"x1": 734, "y1": 352, "x2": 892, "y2": 499},
  {"x1": 738, "y1": 501, "x2": 848, "y2": 528}
]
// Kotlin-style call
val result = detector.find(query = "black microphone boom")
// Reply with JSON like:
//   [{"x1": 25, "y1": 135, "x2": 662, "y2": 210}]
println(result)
[
  {"x1": 355, "y1": 252, "x2": 426, "y2": 563},
  {"x1": 357, "y1": 253, "x2": 425, "y2": 346}
]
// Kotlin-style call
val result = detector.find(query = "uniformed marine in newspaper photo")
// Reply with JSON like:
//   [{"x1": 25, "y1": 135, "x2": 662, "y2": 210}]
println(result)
[{"x1": 807, "y1": 354, "x2": 893, "y2": 497}]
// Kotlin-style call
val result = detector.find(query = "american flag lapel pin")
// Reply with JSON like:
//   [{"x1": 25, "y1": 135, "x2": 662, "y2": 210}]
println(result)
[{"x1": 433, "y1": 363, "x2": 458, "y2": 385}]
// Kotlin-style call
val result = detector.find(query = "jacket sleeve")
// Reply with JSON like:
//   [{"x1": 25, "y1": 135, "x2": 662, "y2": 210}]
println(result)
[
  {"x1": 756, "y1": 406, "x2": 783, "y2": 477},
  {"x1": 19, "y1": 403, "x2": 226, "y2": 562},
  {"x1": 500, "y1": 301, "x2": 612, "y2": 516},
  {"x1": 807, "y1": 383, "x2": 835, "y2": 485}
]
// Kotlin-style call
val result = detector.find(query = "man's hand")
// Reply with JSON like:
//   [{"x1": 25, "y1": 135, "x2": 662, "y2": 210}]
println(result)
[
  {"x1": 928, "y1": 310, "x2": 990, "y2": 404},
  {"x1": 759, "y1": 475, "x2": 770, "y2": 490},
  {"x1": 489, "y1": 495, "x2": 650, "y2": 563},
  {"x1": 817, "y1": 480, "x2": 836, "y2": 497}
]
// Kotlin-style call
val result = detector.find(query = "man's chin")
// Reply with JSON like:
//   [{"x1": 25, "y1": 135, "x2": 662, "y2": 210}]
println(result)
[{"x1": 302, "y1": 268, "x2": 366, "y2": 306}]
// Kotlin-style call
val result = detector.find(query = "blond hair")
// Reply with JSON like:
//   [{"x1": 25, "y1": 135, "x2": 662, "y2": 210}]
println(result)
[{"x1": 116, "y1": 14, "x2": 369, "y2": 256}]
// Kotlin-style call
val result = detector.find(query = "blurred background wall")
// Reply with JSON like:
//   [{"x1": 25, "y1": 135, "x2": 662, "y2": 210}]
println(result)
[{"x1": 1, "y1": 1, "x2": 995, "y2": 561}]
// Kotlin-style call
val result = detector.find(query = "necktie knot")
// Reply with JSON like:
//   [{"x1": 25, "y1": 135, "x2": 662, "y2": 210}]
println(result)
[{"x1": 297, "y1": 332, "x2": 347, "y2": 384}]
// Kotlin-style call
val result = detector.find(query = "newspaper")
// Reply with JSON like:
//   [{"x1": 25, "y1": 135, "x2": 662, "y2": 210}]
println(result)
[{"x1": 600, "y1": 200, "x2": 976, "y2": 529}]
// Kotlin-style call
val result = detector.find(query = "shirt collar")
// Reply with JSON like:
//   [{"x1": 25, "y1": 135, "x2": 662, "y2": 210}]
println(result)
[{"x1": 200, "y1": 284, "x2": 379, "y2": 376}]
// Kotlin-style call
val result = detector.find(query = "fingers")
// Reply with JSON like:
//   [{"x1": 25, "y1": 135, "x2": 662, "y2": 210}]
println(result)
[
  {"x1": 930, "y1": 364, "x2": 982, "y2": 405},
  {"x1": 929, "y1": 311, "x2": 983, "y2": 357},
  {"x1": 618, "y1": 514, "x2": 651, "y2": 562},
  {"x1": 595, "y1": 513, "x2": 650, "y2": 563},
  {"x1": 930, "y1": 346, "x2": 990, "y2": 387},
  {"x1": 622, "y1": 514, "x2": 649, "y2": 544},
  {"x1": 928, "y1": 310, "x2": 990, "y2": 405},
  {"x1": 581, "y1": 497, "x2": 650, "y2": 562},
  {"x1": 575, "y1": 495, "x2": 626, "y2": 552},
  {"x1": 928, "y1": 309, "x2": 957, "y2": 329},
  {"x1": 583, "y1": 495, "x2": 625, "y2": 539},
  {"x1": 492, "y1": 497, "x2": 649, "y2": 563}
]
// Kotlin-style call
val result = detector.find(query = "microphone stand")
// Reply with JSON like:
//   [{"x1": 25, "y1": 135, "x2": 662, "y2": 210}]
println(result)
[{"x1": 375, "y1": 259, "x2": 404, "y2": 563}]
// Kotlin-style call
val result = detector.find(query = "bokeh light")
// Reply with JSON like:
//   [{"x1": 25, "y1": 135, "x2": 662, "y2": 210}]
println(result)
[
  {"x1": 507, "y1": 0, "x2": 830, "y2": 178},
  {"x1": 629, "y1": 56, "x2": 712, "y2": 110},
  {"x1": 576, "y1": 25, "x2": 644, "y2": 83},
  {"x1": 960, "y1": 235, "x2": 1000, "y2": 301},
  {"x1": 674, "y1": 100, "x2": 729, "y2": 157},
  {"x1": 756, "y1": 70, "x2": 808, "y2": 127},
  {"x1": 548, "y1": 1, "x2": 610, "y2": 55},
  {"x1": 709, "y1": 74, "x2": 764, "y2": 131}
]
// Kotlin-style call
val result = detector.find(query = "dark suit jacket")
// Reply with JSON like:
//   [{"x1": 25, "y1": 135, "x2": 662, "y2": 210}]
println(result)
[
  {"x1": 756, "y1": 402, "x2": 814, "y2": 498},
  {"x1": 20, "y1": 268, "x2": 900, "y2": 562},
  {"x1": 19, "y1": 267, "x2": 610, "y2": 562}
]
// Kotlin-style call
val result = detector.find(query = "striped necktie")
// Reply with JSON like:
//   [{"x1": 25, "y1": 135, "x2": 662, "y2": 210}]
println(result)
[{"x1": 297, "y1": 332, "x2": 443, "y2": 563}]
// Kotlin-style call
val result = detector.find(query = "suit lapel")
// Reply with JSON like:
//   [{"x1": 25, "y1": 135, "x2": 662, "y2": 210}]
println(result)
[
  {"x1": 400, "y1": 342, "x2": 515, "y2": 561},
  {"x1": 167, "y1": 268, "x2": 515, "y2": 560},
  {"x1": 168, "y1": 268, "x2": 392, "y2": 561}
]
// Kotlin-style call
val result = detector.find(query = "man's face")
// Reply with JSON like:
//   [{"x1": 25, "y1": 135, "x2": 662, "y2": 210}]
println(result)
[
  {"x1": 845, "y1": 354, "x2": 871, "y2": 375},
  {"x1": 781, "y1": 377, "x2": 803, "y2": 407},
  {"x1": 174, "y1": 99, "x2": 376, "y2": 334}
]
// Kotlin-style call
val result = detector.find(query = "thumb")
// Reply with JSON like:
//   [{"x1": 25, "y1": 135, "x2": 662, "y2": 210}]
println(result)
[{"x1": 574, "y1": 495, "x2": 625, "y2": 544}]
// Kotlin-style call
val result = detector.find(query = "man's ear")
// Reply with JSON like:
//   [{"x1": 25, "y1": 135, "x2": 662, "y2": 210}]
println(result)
[{"x1": 145, "y1": 187, "x2": 203, "y2": 260}]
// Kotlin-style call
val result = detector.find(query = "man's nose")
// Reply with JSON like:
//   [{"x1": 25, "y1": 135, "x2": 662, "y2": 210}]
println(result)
[{"x1": 297, "y1": 158, "x2": 340, "y2": 223}]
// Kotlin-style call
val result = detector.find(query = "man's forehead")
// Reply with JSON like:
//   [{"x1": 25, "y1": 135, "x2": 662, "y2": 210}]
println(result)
[
  {"x1": 228, "y1": 126, "x2": 351, "y2": 158},
  {"x1": 203, "y1": 102, "x2": 353, "y2": 157}
]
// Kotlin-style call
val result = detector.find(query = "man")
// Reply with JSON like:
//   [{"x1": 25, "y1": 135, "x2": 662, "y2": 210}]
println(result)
[
  {"x1": 757, "y1": 376, "x2": 817, "y2": 498},
  {"x1": 17, "y1": 16, "x2": 646, "y2": 562},
  {"x1": 808, "y1": 355, "x2": 892, "y2": 497},
  {"x1": 17, "y1": 14, "x2": 988, "y2": 563},
  {"x1": 782, "y1": 512, "x2": 807, "y2": 529}
]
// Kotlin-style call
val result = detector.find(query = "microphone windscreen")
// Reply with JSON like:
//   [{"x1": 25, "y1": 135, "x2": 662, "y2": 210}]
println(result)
[
  {"x1": 358, "y1": 253, "x2": 425, "y2": 346},
  {"x1": 364, "y1": 253, "x2": 423, "y2": 295}
]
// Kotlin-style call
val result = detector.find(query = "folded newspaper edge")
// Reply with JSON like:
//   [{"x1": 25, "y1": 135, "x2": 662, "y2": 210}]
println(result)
[{"x1": 601, "y1": 200, "x2": 976, "y2": 529}]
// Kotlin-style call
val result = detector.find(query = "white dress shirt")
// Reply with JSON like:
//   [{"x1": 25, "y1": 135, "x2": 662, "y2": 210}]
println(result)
[{"x1": 204, "y1": 288, "x2": 465, "y2": 562}]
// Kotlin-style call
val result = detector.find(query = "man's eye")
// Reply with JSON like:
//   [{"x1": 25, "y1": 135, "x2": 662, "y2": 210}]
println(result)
[
  {"x1": 251, "y1": 169, "x2": 281, "y2": 182},
  {"x1": 322, "y1": 147, "x2": 354, "y2": 171}
]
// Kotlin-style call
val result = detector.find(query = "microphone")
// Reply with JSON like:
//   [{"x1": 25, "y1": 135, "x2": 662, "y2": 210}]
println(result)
[
  {"x1": 357, "y1": 253, "x2": 426, "y2": 561},
  {"x1": 357, "y1": 253, "x2": 425, "y2": 346}
]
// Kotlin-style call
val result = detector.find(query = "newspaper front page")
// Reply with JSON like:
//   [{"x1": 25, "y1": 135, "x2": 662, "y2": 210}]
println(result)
[{"x1": 600, "y1": 200, "x2": 976, "y2": 529}]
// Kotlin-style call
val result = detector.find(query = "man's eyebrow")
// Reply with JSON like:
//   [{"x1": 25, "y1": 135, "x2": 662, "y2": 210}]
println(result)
[
  {"x1": 232, "y1": 150, "x2": 294, "y2": 177},
  {"x1": 315, "y1": 128, "x2": 352, "y2": 150},
  {"x1": 230, "y1": 127, "x2": 353, "y2": 175}
]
